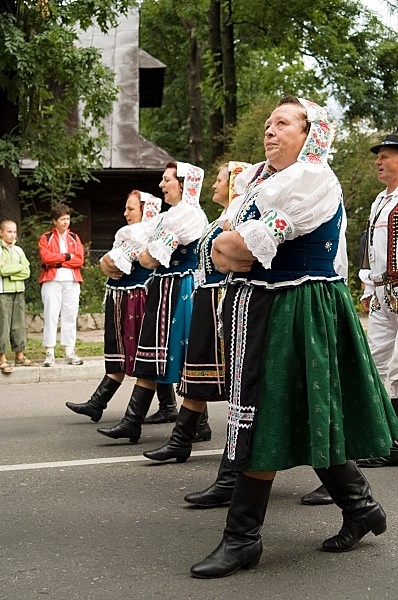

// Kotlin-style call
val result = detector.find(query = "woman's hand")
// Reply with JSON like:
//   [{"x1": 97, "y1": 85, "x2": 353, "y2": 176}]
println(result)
[
  {"x1": 139, "y1": 249, "x2": 160, "y2": 269},
  {"x1": 212, "y1": 246, "x2": 253, "y2": 274},
  {"x1": 99, "y1": 254, "x2": 123, "y2": 279},
  {"x1": 223, "y1": 219, "x2": 231, "y2": 231},
  {"x1": 212, "y1": 231, "x2": 255, "y2": 274}
]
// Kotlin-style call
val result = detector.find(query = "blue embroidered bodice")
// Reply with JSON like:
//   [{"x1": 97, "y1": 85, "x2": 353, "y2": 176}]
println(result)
[
  {"x1": 231, "y1": 203, "x2": 343, "y2": 285},
  {"x1": 106, "y1": 262, "x2": 153, "y2": 289},
  {"x1": 198, "y1": 221, "x2": 226, "y2": 285},
  {"x1": 155, "y1": 240, "x2": 199, "y2": 277}
]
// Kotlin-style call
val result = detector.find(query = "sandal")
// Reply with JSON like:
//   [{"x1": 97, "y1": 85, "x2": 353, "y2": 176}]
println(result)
[
  {"x1": 0, "y1": 361, "x2": 13, "y2": 374},
  {"x1": 14, "y1": 357, "x2": 33, "y2": 367}
]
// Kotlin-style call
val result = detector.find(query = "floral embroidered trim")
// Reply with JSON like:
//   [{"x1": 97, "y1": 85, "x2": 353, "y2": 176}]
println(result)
[
  {"x1": 119, "y1": 241, "x2": 137, "y2": 262},
  {"x1": 227, "y1": 285, "x2": 256, "y2": 461},
  {"x1": 228, "y1": 161, "x2": 252, "y2": 204},
  {"x1": 297, "y1": 98, "x2": 336, "y2": 166},
  {"x1": 140, "y1": 193, "x2": 162, "y2": 222},
  {"x1": 178, "y1": 163, "x2": 204, "y2": 207},
  {"x1": 259, "y1": 209, "x2": 292, "y2": 242},
  {"x1": 153, "y1": 229, "x2": 179, "y2": 251}
]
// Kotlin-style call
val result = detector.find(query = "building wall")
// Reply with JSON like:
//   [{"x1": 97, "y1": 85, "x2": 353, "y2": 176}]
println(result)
[{"x1": 77, "y1": 8, "x2": 140, "y2": 169}]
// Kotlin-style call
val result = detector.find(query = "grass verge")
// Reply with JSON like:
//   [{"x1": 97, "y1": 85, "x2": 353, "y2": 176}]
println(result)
[{"x1": 25, "y1": 338, "x2": 104, "y2": 360}]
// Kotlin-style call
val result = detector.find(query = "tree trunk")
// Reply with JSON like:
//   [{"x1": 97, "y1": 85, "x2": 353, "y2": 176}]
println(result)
[
  {"x1": 208, "y1": 0, "x2": 224, "y2": 162},
  {"x1": 0, "y1": 88, "x2": 21, "y2": 227},
  {"x1": 182, "y1": 19, "x2": 203, "y2": 166},
  {"x1": 0, "y1": 0, "x2": 21, "y2": 226},
  {"x1": 221, "y1": 0, "x2": 236, "y2": 146}
]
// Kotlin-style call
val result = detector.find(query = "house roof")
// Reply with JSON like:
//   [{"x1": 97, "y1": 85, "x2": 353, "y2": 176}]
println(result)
[{"x1": 78, "y1": 8, "x2": 173, "y2": 170}]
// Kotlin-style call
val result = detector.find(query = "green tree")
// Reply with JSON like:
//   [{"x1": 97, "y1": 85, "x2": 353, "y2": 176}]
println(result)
[
  {"x1": 139, "y1": 0, "x2": 397, "y2": 167},
  {"x1": 0, "y1": 0, "x2": 139, "y2": 226}
]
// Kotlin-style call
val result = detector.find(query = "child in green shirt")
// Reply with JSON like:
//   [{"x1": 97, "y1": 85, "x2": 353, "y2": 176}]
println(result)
[{"x1": 0, "y1": 220, "x2": 32, "y2": 373}]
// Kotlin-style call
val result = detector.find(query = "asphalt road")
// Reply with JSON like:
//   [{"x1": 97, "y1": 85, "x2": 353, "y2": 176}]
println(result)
[{"x1": 1, "y1": 378, "x2": 397, "y2": 600}]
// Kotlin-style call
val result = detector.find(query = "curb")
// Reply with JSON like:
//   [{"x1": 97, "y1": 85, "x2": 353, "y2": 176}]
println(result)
[{"x1": 0, "y1": 357, "x2": 104, "y2": 385}]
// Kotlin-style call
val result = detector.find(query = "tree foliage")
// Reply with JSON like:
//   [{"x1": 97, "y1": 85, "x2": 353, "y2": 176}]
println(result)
[
  {"x1": 0, "y1": 0, "x2": 139, "y2": 224},
  {"x1": 139, "y1": 0, "x2": 397, "y2": 167}
]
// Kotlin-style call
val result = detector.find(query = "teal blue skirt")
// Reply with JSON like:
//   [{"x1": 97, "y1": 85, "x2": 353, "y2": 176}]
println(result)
[{"x1": 133, "y1": 273, "x2": 195, "y2": 384}]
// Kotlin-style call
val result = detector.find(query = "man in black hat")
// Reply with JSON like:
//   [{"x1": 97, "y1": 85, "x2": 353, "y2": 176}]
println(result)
[{"x1": 301, "y1": 132, "x2": 398, "y2": 505}]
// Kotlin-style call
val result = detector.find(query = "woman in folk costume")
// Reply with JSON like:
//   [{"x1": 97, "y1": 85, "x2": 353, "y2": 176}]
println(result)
[
  {"x1": 184, "y1": 169, "x2": 348, "y2": 508},
  {"x1": 97, "y1": 162, "x2": 208, "y2": 444},
  {"x1": 189, "y1": 96, "x2": 398, "y2": 579},
  {"x1": 65, "y1": 191, "x2": 178, "y2": 423},
  {"x1": 143, "y1": 161, "x2": 252, "y2": 463}
]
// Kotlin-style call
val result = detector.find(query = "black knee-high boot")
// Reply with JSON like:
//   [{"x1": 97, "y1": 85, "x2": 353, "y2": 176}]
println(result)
[
  {"x1": 190, "y1": 473, "x2": 273, "y2": 579},
  {"x1": 144, "y1": 383, "x2": 178, "y2": 424},
  {"x1": 300, "y1": 484, "x2": 333, "y2": 506},
  {"x1": 315, "y1": 460, "x2": 386, "y2": 552},
  {"x1": 184, "y1": 444, "x2": 237, "y2": 507},
  {"x1": 143, "y1": 406, "x2": 203, "y2": 462},
  {"x1": 193, "y1": 406, "x2": 212, "y2": 442},
  {"x1": 356, "y1": 397, "x2": 398, "y2": 467},
  {"x1": 65, "y1": 375, "x2": 121, "y2": 422},
  {"x1": 97, "y1": 385, "x2": 155, "y2": 444}
]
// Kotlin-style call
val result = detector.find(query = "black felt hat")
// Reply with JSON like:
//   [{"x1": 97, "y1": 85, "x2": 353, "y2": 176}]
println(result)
[{"x1": 370, "y1": 133, "x2": 398, "y2": 154}]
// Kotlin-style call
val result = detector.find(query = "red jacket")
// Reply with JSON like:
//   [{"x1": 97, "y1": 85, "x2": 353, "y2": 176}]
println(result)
[{"x1": 38, "y1": 228, "x2": 84, "y2": 284}]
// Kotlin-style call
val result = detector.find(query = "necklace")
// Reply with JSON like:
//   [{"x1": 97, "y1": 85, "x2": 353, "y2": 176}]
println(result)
[{"x1": 369, "y1": 193, "x2": 395, "y2": 246}]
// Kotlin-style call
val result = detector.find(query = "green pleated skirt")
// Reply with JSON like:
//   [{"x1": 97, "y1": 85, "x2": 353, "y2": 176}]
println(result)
[{"x1": 231, "y1": 281, "x2": 398, "y2": 471}]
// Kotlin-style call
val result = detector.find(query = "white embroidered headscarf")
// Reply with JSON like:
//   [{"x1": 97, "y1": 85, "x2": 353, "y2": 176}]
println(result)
[
  {"x1": 140, "y1": 192, "x2": 162, "y2": 221},
  {"x1": 228, "y1": 161, "x2": 252, "y2": 204},
  {"x1": 297, "y1": 98, "x2": 336, "y2": 166},
  {"x1": 107, "y1": 191, "x2": 162, "y2": 274},
  {"x1": 177, "y1": 161, "x2": 204, "y2": 207}
]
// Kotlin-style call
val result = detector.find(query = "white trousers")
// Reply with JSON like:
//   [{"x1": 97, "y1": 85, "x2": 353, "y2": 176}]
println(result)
[
  {"x1": 41, "y1": 280, "x2": 80, "y2": 348},
  {"x1": 367, "y1": 286, "x2": 398, "y2": 397}
]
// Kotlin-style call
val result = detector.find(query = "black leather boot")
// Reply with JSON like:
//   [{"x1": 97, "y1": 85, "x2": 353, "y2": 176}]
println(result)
[
  {"x1": 190, "y1": 473, "x2": 273, "y2": 579},
  {"x1": 193, "y1": 406, "x2": 212, "y2": 443},
  {"x1": 143, "y1": 406, "x2": 203, "y2": 462},
  {"x1": 356, "y1": 397, "x2": 398, "y2": 467},
  {"x1": 184, "y1": 446, "x2": 236, "y2": 507},
  {"x1": 144, "y1": 383, "x2": 178, "y2": 424},
  {"x1": 356, "y1": 441, "x2": 398, "y2": 467},
  {"x1": 65, "y1": 375, "x2": 121, "y2": 422},
  {"x1": 315, "y1": 461, "x2": 386, "y2": 552},
  {"x1": 97, "y1": 385, "x2": 155, "y2": 444},
  {"x1": 300, "y1": 484, "x2": 333, "y2": 506}
]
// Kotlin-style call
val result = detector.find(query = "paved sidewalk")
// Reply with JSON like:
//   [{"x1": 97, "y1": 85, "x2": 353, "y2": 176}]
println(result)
[
  {"x1": 0, "y1": 356, "x2": 105, "y2": 386},
  {"x1": 2, "y1": 316, "x2": 368, "y2": 386},
  {"x1": 1, "y1": 329, "x2": 105, "y2": 386}
]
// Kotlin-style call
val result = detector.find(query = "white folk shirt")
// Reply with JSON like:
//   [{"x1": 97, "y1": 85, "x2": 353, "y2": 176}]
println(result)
[{"x1": 359, "y1": 186, "x2": 398, "y2": 298}]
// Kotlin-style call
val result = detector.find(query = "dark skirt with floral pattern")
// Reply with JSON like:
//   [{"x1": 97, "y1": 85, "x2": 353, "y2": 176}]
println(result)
[
  {"x1": 223, "y1": 280, "x2": 398, "y2": 471},
  {"x1": 178, "y1": 286, "x2": 226, "y2": 401}
]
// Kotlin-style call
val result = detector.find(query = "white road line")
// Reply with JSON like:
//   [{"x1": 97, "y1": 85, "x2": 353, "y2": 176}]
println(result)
[{"x1": 0, "y1": 448, "x2": 223, "y2": 472}]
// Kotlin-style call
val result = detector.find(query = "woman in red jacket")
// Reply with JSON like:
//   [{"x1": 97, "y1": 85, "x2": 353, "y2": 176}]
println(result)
[{"x1": 39, "y1": 203, "x2": 84, "y2": 366}]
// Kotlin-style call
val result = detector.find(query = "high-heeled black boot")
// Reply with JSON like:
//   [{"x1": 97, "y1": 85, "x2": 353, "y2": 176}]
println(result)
[
  {"x1": 356, "y1": 397, "x2": 398, "y2": 467},
  {"x1": 143, "y1": 406, "x2": 203, "y2": 462},
  {"x1": 315, "y1": 461, "x2": 386, "y2": 552},
  {"x1": 190, "y1": 473, "x2": 273, "y2": 579},
  {"x1": 144, "y1": 384, "x2": 178, "y2": 424},
  {"x1": 300, "y1": 484, "x2": 333, "y2": 505},
  {"x1": 97, "y1": 385, "x2": 155, "y2": 444},
  {"x1": 184, "y1": 445, "x2": 236, "y2": 507},
  {"x1": 193, "y1": 406, "x2": 212, "y2": 443},
  {"x1": 65, "y1": 375, "x2": 121, "y2": 422}
]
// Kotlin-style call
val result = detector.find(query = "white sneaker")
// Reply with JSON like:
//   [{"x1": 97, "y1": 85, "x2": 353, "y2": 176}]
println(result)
[
  {"x1": 42, "y1": 353, "x2": 55, "y2": 367},
  {"x1": 65, "y1": 353, "x2": 83, "y2": 366}
]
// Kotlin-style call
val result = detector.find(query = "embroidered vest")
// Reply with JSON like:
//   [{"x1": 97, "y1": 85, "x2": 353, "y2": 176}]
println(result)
[{"x1": 154, "y1": 240, "x2": 199, "y2": 277}]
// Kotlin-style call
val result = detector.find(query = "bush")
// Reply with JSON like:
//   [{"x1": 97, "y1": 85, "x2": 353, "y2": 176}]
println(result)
[{"x1": 79, "y1": 257, "x2": 106, "y2": 313}]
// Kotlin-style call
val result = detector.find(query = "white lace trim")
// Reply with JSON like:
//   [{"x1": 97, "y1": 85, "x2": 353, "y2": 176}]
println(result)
[{"x1": 237, "y1": 207, "x2": 292, "y2": 268}]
